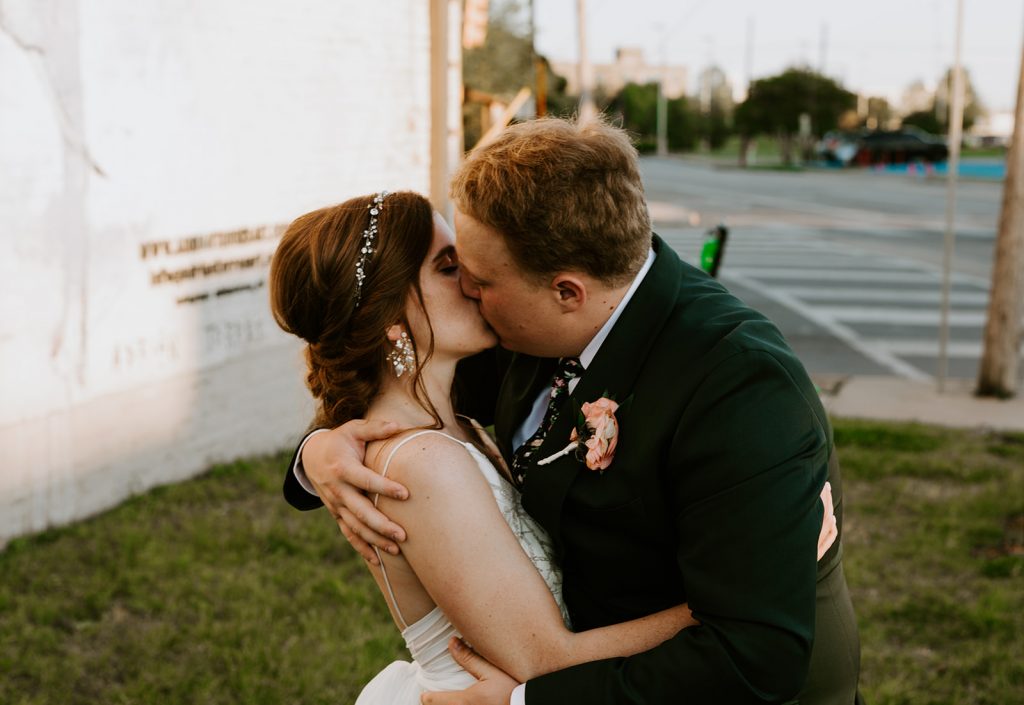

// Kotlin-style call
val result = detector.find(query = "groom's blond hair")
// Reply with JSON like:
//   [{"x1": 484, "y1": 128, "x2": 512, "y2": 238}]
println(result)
[{"x1": 450, "y1": 116, "x2": 651, "y2": 286}]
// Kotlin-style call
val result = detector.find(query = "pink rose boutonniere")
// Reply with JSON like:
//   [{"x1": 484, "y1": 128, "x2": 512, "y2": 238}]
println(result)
[{"x1": 537, "y1": 396, "x2": 620, "y2": 472}]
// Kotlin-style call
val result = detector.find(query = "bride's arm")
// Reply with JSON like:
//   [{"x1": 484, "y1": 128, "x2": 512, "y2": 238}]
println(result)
[{"x1": 376, "y1": 437, "x2": 695, "y2": 683}]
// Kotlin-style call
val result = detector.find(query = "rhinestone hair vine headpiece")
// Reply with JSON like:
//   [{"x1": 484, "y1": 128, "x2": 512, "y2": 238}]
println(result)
[{"x1": 354, "y1": 190, "x2": 389, "y2": 307}]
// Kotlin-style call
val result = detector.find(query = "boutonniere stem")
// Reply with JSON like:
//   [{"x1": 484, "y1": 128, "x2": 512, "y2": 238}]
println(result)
[
  {"x1": 537, "y1": 441, "x2": 579, "y2": 466},
  {"x1": 536, "y1": 396, "x2": 620, "y2": 471}
]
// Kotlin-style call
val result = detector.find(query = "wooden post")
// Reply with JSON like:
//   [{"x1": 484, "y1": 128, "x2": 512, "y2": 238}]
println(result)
[
  {"x1": 937, "y1": 0, "x2": 965, "y2": 392},
  {"x1": 535, "y1": 56, "x2": 547, "y2": 117},
  {"x1": 577, "y1": 0, "x2": 596, "y2": 120},
  {"x1": 430, "y1": 0, "x2": 463, "y2": 218},
  {"x1": 977, "y1": 29, "x2": 1024, "y2": 398}
]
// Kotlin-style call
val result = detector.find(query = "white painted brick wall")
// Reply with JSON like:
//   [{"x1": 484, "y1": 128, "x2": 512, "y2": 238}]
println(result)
[{"x1": 0, "y1": 0, "x2": 433, "y2": 544}]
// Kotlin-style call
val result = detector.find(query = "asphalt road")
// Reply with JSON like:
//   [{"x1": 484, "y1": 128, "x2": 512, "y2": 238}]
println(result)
[{"x1": 641, "y1": 156, "x2": 1020, "y2": 383}]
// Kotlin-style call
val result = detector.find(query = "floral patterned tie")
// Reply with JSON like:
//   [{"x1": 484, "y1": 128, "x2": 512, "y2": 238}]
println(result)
[{"x1": 511, "y1": 357, "x2": 583, "y2": 487}]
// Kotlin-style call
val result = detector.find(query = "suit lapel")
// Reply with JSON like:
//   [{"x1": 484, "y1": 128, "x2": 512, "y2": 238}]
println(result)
[{"x1": 520, "y1": 235, "x2": 683, "y2": 546}]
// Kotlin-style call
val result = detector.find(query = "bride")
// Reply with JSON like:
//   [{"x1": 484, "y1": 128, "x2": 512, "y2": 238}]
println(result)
[{"x1": 269, "y1": 190, "x2": 836, "y2": 703}]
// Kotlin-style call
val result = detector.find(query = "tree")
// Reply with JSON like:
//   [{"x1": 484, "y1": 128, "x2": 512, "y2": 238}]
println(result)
[
  {"x1": 977, "y1": 42, "x2": 1024, "y2": 398},
  {"x1": 735, "y1": 68, "x2": 856, "y2": 165},
  {"x1": 696, "y1": 66, "x2": 735, "y2": 150},
  {"x1": 698, "y1": 104, "x2": 731, "y2": 151},
  {"x1": 903, "y1": 68, "x2": 985, "y2": 137},
  {"x1": 865, "y1": 96, "x2": 893, "y2": 129},
  {"x1": 606, "y1": 82, "x2": 699, "y2": 153},
  {"x1": 933, "y1": 66, "x2": 984, "y2": 132},
  {"x1": 667, "y1": 96, "x2": 699, "y2": 152},
  {"x1": 461, "y1": 0, "x2": 572, "y2": 148},
  {"x1": 611, "y1": 82, "x2": 659, "y2": 143},
  {"x1": 901, "y1": 109, "x2": 944, "y2": 135}
]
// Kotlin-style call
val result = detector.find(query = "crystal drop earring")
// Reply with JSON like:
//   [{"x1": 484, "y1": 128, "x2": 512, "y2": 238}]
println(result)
[{"x1": 387, "y1": 331, "x2": 416, "y2": 378}]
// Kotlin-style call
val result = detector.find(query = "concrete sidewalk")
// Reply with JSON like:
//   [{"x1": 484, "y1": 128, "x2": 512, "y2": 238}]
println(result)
[{"x1": 813, "y1": 375, "x2": 1024, "y2": 432}]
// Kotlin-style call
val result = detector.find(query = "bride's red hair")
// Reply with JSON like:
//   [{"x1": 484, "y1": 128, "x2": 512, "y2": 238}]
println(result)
[{"x1": 269, "y1": 191, "x2": 439, "y2": 430}]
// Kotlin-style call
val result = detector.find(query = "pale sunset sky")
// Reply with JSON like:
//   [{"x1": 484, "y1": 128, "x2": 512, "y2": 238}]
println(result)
[{"x1": 533, "y1": 0, "x2": 1023, "y2": 111}]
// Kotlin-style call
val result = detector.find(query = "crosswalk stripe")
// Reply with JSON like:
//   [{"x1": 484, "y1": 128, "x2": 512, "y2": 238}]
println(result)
[
  {"x1": 866, "y1": 340, "x2": 984, "y2": 358},
  {"x1": 723, "y1": 258, "x2": 920, "y2": 270},
  {"x1": 809, "y1": 307, "x2": 997, "y2": 326},
  {"x1": 721, "y1": 270, "x2": 933, "y2": 381},
  {"x1": 777, "y1": 287, "x2": 991, "y2": 305},
  {"x1": 732, "y1": 267, "x2": 984, "y2": 285}
]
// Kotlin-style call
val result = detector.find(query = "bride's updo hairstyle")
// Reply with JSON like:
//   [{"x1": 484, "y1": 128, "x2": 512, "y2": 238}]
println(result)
[{"x1": 269, "y1": 191, "x2": 439, "y2": 429}]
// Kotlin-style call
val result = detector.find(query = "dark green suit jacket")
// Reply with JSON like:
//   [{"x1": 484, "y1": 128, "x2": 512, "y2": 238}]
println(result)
[{"x1": 283, "y1": 235, "x2": 860, "y2": 704}]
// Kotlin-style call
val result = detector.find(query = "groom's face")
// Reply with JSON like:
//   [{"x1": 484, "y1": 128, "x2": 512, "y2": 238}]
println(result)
[{"x1": 453, "y1": 210, "x2": 567, "y2": 357}]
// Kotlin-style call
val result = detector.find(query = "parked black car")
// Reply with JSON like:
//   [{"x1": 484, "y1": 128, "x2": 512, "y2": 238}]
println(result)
[
  {"x1": 816, "y1": 130, "x2": 863, "y2": 164},
  {"x1": 817, "y1": 127, "x2": 949, "y2": 166},
  {"x1": 854, "y1": 127, "x2": 949, "y2": 164}
]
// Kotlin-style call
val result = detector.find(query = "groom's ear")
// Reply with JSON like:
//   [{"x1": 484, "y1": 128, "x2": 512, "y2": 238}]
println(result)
[{"x1": 551, "y1": 274, "x2": 587, "y2": 312}]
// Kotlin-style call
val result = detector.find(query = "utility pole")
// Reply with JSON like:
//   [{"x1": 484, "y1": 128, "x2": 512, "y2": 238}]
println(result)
[
  {"x1": 577, "y1": 0, "x2": 597, "y2": 121},
  {"x1": 656, "y1": 36, "x2": 668, "y2": 156},
  {"x1": 744, "y1": 17, "x2": 755, "y2": 99},
  {"x1": 656, "y1": 75, "x2": 668, "y2": 156},
  {"x1": 529, "y1": 0, "x2": 546, "y2": 117},
  {"x1": 977, "y1": 24, "x2": 1024, "y2": 398},
  {"x1": 937, "y1": 0, "x2": 965, "y2": 392},
  {"x1": 818, "y1": 22, "x2": 828, "y2": 75}
]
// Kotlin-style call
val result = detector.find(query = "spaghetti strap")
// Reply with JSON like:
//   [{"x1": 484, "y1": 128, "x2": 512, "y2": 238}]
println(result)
[{"x1": 371, "y1": 429, "x2": 469, "y2": 631}]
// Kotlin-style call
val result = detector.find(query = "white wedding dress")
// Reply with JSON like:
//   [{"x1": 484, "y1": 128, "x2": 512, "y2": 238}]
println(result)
[{"x1": 354, "y1": 430, "x2": 570, "y2": 704}]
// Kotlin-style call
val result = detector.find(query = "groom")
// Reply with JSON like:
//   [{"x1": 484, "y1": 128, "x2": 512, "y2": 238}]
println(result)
[{"x1": 284, "y1": 117, "x2": 861, "y2": 704}]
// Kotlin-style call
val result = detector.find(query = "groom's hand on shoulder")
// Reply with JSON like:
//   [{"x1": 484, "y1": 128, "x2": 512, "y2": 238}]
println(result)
[
  {"x1": 304, "y1": 419, "x2": 411, "y2": 564},
  {"x1": 421, "y1": 638, "x2": 519, "y2": 705}
]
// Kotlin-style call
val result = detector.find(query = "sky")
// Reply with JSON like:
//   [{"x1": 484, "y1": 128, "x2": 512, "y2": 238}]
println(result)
[{"x1": 533, "y1": 0, "x2": 1023, "y2": 112}]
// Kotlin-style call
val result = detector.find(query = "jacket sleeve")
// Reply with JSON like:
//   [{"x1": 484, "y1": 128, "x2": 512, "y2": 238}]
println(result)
[
  {"x1": 453, "y1": 347, "x2": 505, "y2": 427},
  {"x1": 526, "y1": 348, "x2": 830, "y2": 705},
  {"x1": 282, "y1": 348, "x2": 507, "y2": 511},
  {"x1": 282, "y1": 431, "x2": 326, "y2": 511}
]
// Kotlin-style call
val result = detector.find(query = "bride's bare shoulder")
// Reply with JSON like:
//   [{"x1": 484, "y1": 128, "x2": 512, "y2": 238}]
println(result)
[{"x1": 368, "y1": 430, "x2": 479, "y2": 483}]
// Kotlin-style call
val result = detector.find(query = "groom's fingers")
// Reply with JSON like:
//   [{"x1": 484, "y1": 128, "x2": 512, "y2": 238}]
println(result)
[
  {"x1": 339, "y1": 485, "x2": 408, "y2": 544},
  {"x1": 351, "y1": 469, "x2": 410, "y2": 502},
  {"x1": 822, "y1": 481, "x2": 834, "y2": 518},
  {"x1": 336, "y1": 514, "x2": 379, "y2": 565},
  {"x1": 350, "y1": 418, "x2": 403, "y2": 441},
  {"x1": 421, "y1": 640, "x2": 519, "y2": 705},
  {"x1": 338, "y1": 507, "x2": 400, "y2": 556},
  {"x1": 421, "y1": 691, "x2": 457, "y2": 704},
  {"x1": 817, "y1": 482, "x2": 838, "y2": 561},
  {"x1": 339, "y1": 420, "x2": 411, "y2": 500},
  {"x1": 448, "y1": 638, "x2": 503, "y2": 680}
]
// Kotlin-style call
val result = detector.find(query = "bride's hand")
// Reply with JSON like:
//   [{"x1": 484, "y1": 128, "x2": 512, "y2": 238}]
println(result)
[
  {"x1": 421, "y1": 638, "x2": 519, "y2": 705},
  {"x1": 817, "y1": 481, "x2": 838, "y2": 561},
  {"x1": 303, "y1": 419, "x2": 410, "y2": 563}
]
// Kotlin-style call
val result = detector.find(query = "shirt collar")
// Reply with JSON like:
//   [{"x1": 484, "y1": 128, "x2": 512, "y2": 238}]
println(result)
[{"x1": 578, "y1": 247, "x2": 656, "y2": 370}]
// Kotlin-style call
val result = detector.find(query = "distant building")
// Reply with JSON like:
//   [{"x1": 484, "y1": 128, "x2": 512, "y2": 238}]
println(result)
[
  {"x1": 697, "y1": 66, "x2": 735, "y2": 113},
  {"x1": 552, "y1": 47, "x2": 688, "y2": 99},
  {"x1": 968, "y1": 111, "x2": 1015, "y2": 147},
  {"x1": 900, "y1": 80, "x2": 933, "y2": 115}
]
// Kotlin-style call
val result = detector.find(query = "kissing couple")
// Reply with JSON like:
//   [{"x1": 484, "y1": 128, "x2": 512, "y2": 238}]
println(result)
[{"x1": 270, "y1": 117, "x2": 862, "y2": 704}]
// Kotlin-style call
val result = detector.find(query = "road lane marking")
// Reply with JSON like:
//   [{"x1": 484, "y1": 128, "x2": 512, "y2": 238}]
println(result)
[
  {"x1": 808, "y1": 308, "x2": 1004, "y2": 326},
  {"x1": 777, "y1": 287, "x2": 991, "y2": 305},
  {"x1": 733, "y1": 268, "x2": 953, "y2": 283},
  {"x1": 722, "y1": 270, "x2": 933, "y2": 381}
]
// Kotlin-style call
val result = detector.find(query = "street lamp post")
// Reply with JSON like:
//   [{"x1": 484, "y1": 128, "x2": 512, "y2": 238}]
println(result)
[
  {"x1": 657, "y1": 66, "x2": 668, "y2": 156},
  {"x1": 577, "y1": 0, "x2": 596, "y2": 121},
  {"x1": 937, "y1": 0, "x2": 966, "y2": 392}
]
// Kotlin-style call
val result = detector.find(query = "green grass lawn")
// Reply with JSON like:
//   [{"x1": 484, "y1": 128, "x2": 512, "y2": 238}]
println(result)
[{"x1": 1, "y1": 419, "x2": 1021, "y2": 704}]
